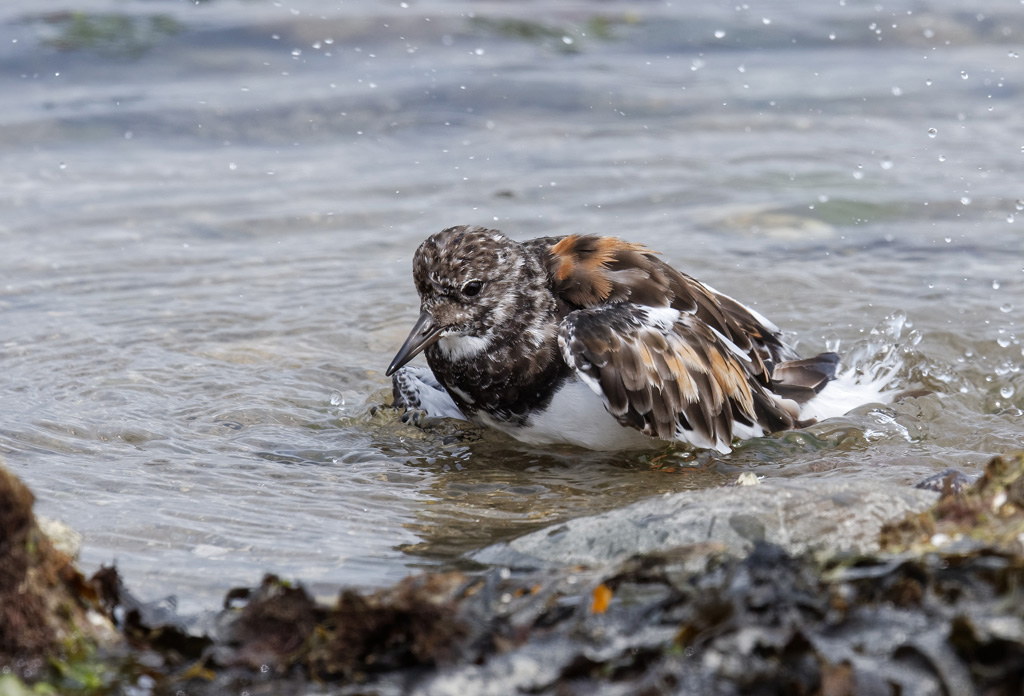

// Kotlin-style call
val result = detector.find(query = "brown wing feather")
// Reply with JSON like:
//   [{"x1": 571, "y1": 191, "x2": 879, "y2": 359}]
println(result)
[
  {"x1": 546, "y1": 235, "x2": 795, "y2": 387},
  {"x1": 558, "y1": 303, "x2": 798, "y2": 452}
]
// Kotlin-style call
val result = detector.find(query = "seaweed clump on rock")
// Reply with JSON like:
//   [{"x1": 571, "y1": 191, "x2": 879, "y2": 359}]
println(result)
[
  {"x1": 6, "y1": 453, "x2": 1024, "y2": 694},
  {"x1": 153, "y1": 453, "x2": 1024, "y2": 695},
  {"x1": 881, "y1": 450, "x2": 1024, "y2": 554},
  {"x1": 149, "y1": 541, "x2": 1024, "y2": 695},
  {"x1": 0, "y1": 462, "x2": 119, "y2": 684}
]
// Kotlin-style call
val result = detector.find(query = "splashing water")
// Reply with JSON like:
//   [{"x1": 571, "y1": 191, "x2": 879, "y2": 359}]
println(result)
[{"x1": 799, "y1": 312, "x2": 909, "y2": 422}]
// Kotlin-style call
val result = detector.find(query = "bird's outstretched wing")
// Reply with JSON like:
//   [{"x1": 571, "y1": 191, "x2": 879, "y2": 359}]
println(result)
[{"x1": 557, "y1": 303, "x2": 800, "y2": 453}]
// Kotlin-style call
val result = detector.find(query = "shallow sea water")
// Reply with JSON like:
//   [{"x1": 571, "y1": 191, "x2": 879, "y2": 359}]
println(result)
[{"x1": 1, "y1": 0, "x2": 1021, "y2": 612}]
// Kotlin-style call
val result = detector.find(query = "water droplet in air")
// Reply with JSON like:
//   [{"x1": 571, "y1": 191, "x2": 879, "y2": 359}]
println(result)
[
  {"x1": 828, "y1": 32, "x2": 836, "y2": 40},
  {"x1": 960, "y1": 71, "x2": 969, "y2": 79},
  {"x1": 762, "y1": 17, "x2": 772, "y2": 25},
  {"x1": 59, "y1": 162, "x2": 66, "y2": 170},
  {"x1": 1008, "y1": 214, "x2": 1016, "y2": 223},
  {"x1": 891, "y1": 86, "x2": 902, "y2": 96},
  {"x1": 938, "y1": 155, "x2": 946, "y2": 162},
  {"x1": 993, "y1": 280, "x2": 1001, "y2": 289},
  {"x1": 927, "y1": 127, "x2": 937, "y2": 137},
  {"x1": 330, "y1": 391, "x2": 345, "y2": 406},
  {"x1": 291, "y1": 49, "x2": 301, "y2": 57},
  {"x1": 880, "y1": 159, "x2": 894, "y2": 170},
  {"x1": 960, "y1": 196, "x2": 972, "y2": 205},
  {"x1": 1016, "y1": 199, "x2": 1024, "y2": 211},
  {"x1": 1001, "y1": 386, "x2": 1016, "y2": 399},
  {"x1": 925, "y1": 79, "x2": 933, "y2": 86},
  {"x1": 561, "y1": 36, "x2": 574, "y2": 45},
  {"x1": 714, "y1": 30, "x2": 726, "y2": 39},
  {"x1": 1001, "y1": 303, "x2": 1014, "y2": 313}
]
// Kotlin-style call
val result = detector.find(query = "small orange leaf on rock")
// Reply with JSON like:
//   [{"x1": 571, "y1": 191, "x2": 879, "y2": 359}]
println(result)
[{"x1": 590, "y1": 583, "x2": 613, "y2": 614}]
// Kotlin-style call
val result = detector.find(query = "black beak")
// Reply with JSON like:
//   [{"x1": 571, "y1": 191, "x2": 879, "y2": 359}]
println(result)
[{"x1": 386, "y1": 311, "x2": 443, "y2": 376}]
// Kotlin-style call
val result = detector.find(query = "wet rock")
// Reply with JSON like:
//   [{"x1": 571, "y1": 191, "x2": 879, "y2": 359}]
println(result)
[
  {"x1": 882, "y1": 450, "x2": 1024, "y2": 554},
  {"x1": 36, "y1": 516, "x2": 83, "y2": 559},
  {"x1": 914, "y1": 468, "x2": 977, "y2": 494},
  {"x1": 473, "y1": 476, "x2": 937, "y2": 570}
]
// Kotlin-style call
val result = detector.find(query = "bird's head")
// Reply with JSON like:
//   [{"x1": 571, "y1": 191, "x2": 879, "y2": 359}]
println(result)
[{"x1": 386, "y1": 226, "x2": 526, "y2": 376}]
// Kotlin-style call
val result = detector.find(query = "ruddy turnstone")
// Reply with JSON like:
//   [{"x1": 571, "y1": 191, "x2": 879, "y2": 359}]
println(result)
[{"x1": 386, "y1": 226, "x2": 842, "y2": 453}]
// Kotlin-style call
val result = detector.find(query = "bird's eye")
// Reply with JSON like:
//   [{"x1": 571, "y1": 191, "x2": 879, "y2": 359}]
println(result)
[{"x1": 461, "y1": 280, "x2": 483, "y2": 297}]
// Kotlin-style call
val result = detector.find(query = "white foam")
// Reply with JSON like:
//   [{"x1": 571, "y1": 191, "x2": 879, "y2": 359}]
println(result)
[
  {"x1": 798, "y1": 312, "x2": 908, "y2": 422},
  {"x1": 798, "y1": 360, "x2": 901, "y2": 422}
]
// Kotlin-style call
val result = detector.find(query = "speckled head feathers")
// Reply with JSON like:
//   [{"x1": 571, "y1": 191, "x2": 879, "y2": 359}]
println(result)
[
  {"x1": 414, "y1": 227, "x2": 509, "y2": 302},
  {"x1": 410, "y1": 226, "x2": 532, "y2": 338}
]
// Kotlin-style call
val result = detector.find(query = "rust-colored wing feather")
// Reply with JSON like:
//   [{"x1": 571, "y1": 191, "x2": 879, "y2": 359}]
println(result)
[
  {"x1": 548, "y1": 234, "x2": 677, "y2": 308},
  {"x1": 546, "y1": 235, "x2": 796, "y2": 378}
]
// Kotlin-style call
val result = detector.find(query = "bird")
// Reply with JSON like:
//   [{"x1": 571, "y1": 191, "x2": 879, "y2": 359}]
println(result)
[{"x1": 385, "y1": 225, "x2": 844, "y2": 453}]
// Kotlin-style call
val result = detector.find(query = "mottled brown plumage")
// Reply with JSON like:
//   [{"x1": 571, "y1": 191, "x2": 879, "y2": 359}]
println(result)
[{"x1": 388, "y1": 226, "x2": 840, "y2": 452}]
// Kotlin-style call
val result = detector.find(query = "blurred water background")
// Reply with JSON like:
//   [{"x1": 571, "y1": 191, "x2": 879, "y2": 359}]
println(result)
[{"x1": 0, "y1": 0, "x2": 1021, "y2": 612}]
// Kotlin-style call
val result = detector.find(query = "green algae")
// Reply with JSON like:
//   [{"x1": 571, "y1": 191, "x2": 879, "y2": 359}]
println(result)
[{"x1": 38, "y1": 11, "x2": 182, "y2": 57}]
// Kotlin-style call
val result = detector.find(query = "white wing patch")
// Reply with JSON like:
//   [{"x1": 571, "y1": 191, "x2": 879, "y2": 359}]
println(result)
[{"x1": 640, "y1": 305, "x2": 682, "y2": 329}]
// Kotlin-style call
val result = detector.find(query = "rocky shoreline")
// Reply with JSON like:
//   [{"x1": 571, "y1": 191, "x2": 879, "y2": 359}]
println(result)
[{"x1": 3, "y1": 453, "x2": 1024, "y2": 695}]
